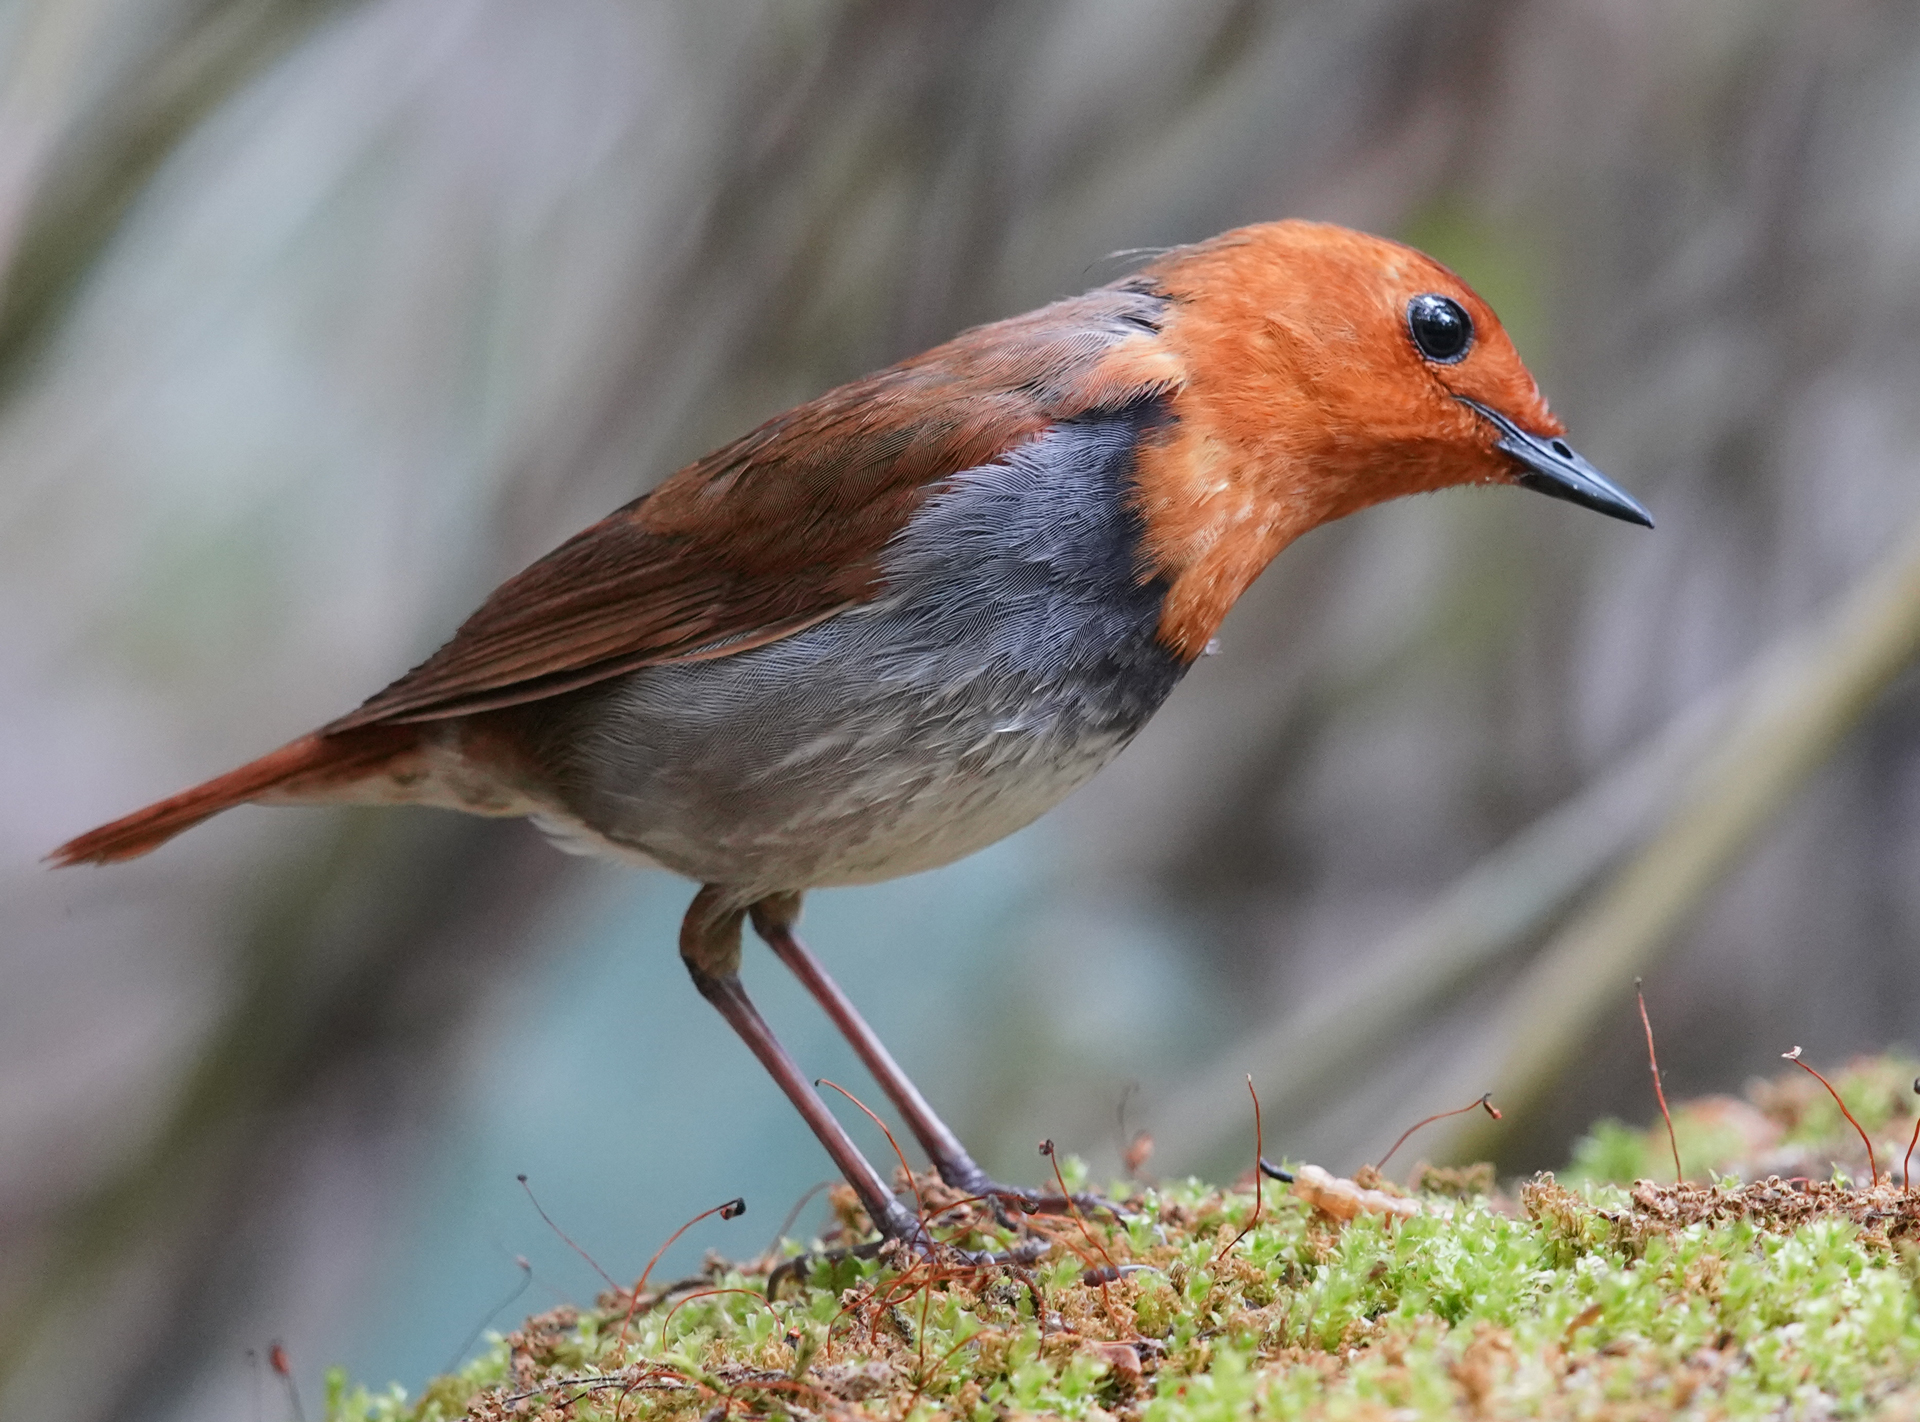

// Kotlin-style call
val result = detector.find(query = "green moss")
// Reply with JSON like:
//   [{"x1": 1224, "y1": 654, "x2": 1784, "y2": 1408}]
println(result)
[
  {"x1": 325, "y1": 1168, "x2": 1920, "y2": 1421},
  {"x1": 326, "y1": 1059, "x2": 1920, "y2": 1420}
]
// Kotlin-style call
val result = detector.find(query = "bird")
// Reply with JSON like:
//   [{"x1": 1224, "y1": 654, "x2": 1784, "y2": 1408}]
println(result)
[{"x1": 51, "y1": 219, "x2": 1650, "y2": 1248}]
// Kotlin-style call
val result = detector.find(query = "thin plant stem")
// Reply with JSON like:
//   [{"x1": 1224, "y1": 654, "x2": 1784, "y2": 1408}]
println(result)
[{"x1": 1637, "y1": 979, "x2": 1683, "y2": 1182}]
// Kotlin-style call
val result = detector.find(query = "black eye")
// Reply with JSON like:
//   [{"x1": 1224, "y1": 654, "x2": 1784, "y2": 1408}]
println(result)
[{"x1": 1406, "y1": 293, "x2": 1473, "y2": 363}]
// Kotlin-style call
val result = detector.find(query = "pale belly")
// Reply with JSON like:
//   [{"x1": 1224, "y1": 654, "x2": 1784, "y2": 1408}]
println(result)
[{"x1": 511, "y1": 612, "x2": 1175, "y2": 897}]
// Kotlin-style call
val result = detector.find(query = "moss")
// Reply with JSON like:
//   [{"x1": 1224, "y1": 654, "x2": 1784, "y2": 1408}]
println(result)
[
  {"x1": 327, "y1": 1059, "x2": 1920, "y2": 1421},
  {"x1": 324, "y1": 1177, "x2": 1920, "y2": 1420},
  {"x1": 1568, "y1": 1054, "x2": 1920, "y2": 1188}
]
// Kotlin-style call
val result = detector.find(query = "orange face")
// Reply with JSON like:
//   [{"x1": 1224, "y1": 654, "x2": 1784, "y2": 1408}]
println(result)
[{"x1": 1133, "y1": 220, "x2": 1648, "y2": 658}]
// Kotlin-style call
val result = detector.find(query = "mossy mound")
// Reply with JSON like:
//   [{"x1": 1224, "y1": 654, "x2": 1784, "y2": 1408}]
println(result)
[
  {"x1": 330, "y1": 1179, "x2": 1920, "y2": 1420},
  {"x1": 327, "y1": 1057, "x2": 1920, "y2": 1420}
]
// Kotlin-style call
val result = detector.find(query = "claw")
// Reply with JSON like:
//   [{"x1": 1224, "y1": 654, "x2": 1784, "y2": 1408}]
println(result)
[
  {"x1": 764, "y1": 1228, "x2": 1048, "y2": 1299},
  {"x1": 983, "y1": 1184, "x2": 1133, "y2": 1225},
  {"x1": 934, "y1": 1170, "x2": 1133, "y2": 1227}
]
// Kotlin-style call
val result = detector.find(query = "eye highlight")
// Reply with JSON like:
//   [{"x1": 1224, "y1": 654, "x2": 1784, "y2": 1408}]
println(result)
[{"x1": 1407, "y1": 293, "x2": 1473, "y2": 364}]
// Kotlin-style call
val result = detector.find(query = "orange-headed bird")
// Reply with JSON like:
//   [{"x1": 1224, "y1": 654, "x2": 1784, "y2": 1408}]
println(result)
[{"x1": 52, "y1": 220, "x2": 1649, "y2": 1245}]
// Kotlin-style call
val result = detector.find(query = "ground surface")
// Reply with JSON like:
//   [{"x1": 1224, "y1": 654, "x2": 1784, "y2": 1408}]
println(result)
[{"x1": 329, "y1": 1058, "x2": 1920, "y2": 1421}]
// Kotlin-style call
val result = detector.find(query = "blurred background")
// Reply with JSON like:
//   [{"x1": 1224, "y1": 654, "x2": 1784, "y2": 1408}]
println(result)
[{"x1": 7, "y1": 0, "x2": 1920, "y2": 1416}]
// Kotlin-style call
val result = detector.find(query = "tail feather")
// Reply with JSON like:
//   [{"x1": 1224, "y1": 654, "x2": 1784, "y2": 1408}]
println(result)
[{"x1": 49, "y1": 724, "x2": 422, "y2": 866}]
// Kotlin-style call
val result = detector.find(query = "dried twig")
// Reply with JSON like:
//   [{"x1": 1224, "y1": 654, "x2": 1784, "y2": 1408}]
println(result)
[{"x1": 1637, "y1": 979, "x2": 1683, "y2": 1182}]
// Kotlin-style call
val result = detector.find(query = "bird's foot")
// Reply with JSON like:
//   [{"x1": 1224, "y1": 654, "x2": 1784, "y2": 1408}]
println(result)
[
  {"x1": 761, "y1": 1167, "x2": 1133, "y2": 1298},
  {"x1": 764, "y1": 1207, "x2": 1049, "y2": 1298},
  {"x1": 920, "y1": 1168, "x2": 1133, "y2": 1230}
]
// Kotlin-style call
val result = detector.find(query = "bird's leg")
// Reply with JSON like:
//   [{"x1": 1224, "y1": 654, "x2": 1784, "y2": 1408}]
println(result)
[
  {"x1": 749, "y1": 892, "x2": 987, "y2": 1193},
  {"x1": 679, "y1": 886, "x2": 922, "y2": 1245},
  {"x1": 750, "y1": 893, "x2": 1119, "y2": 1221}
]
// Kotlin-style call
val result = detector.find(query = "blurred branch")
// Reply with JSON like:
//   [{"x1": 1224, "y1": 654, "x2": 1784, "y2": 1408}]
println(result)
[
  {"x1": 1438, "y1": 506, "x2": 1920, "y2": 1160},
  {"x1": 0, "y1": 815, "x2": 566, "y2": 1415},
  {"x1": 0, "y1": 0, "x2": 351, "y2": 392},
  {"x1": 1150, "y1": 667, "x2": 1739, "y2": 1171},
  {"x1": 1157, "y1": 501, "x2": 1920, "y2": 1174}
]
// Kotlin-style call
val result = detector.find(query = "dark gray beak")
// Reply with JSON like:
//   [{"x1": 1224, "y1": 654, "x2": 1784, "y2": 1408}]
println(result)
[{"x1": 1458, "y1": 398, "x2": 1653, "y2": 528}]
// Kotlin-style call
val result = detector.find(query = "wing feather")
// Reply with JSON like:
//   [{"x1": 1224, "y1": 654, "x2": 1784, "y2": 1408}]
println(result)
[{"x1": 328, "y1": 284, "x2": 1179, "y2": 730}]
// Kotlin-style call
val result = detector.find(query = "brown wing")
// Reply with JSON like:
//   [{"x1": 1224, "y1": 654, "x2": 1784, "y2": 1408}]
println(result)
[{"x1": 327, "y1": 285, "x2": 1182, "y2": 730}]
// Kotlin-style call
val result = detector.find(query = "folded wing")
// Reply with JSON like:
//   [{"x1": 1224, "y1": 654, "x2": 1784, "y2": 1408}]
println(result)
[{"x1": 329, "y1": 284, "x2": 1179, "y2": 729}]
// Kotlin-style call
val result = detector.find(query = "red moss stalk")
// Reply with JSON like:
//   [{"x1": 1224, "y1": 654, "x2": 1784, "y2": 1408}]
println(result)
[
  {"x1": 1376, "y1": 1093, "x2": 1501, "y2": 1173},
  {"x1": 1783, "y1": 1047, "x2": 1878, "y2": 1186},
  {"x1": 1636, "y1": 979, "x2": 1683, "y2": 1183}
]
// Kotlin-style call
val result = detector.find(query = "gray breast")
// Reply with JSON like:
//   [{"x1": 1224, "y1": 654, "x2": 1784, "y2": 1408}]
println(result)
[{"x1": 522, "y1": 397, "x2": 1186, "y2": 897}]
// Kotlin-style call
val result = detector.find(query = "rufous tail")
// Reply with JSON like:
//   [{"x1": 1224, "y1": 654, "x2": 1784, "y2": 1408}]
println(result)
[{"x1": 48, "y1": 724, "x2": 422, "y2": 866}]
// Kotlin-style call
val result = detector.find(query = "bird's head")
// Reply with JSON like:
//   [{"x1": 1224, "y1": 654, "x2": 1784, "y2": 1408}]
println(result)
[{"x1": 1132, "y1": 219, "x2": 1650, "y2": 658}]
